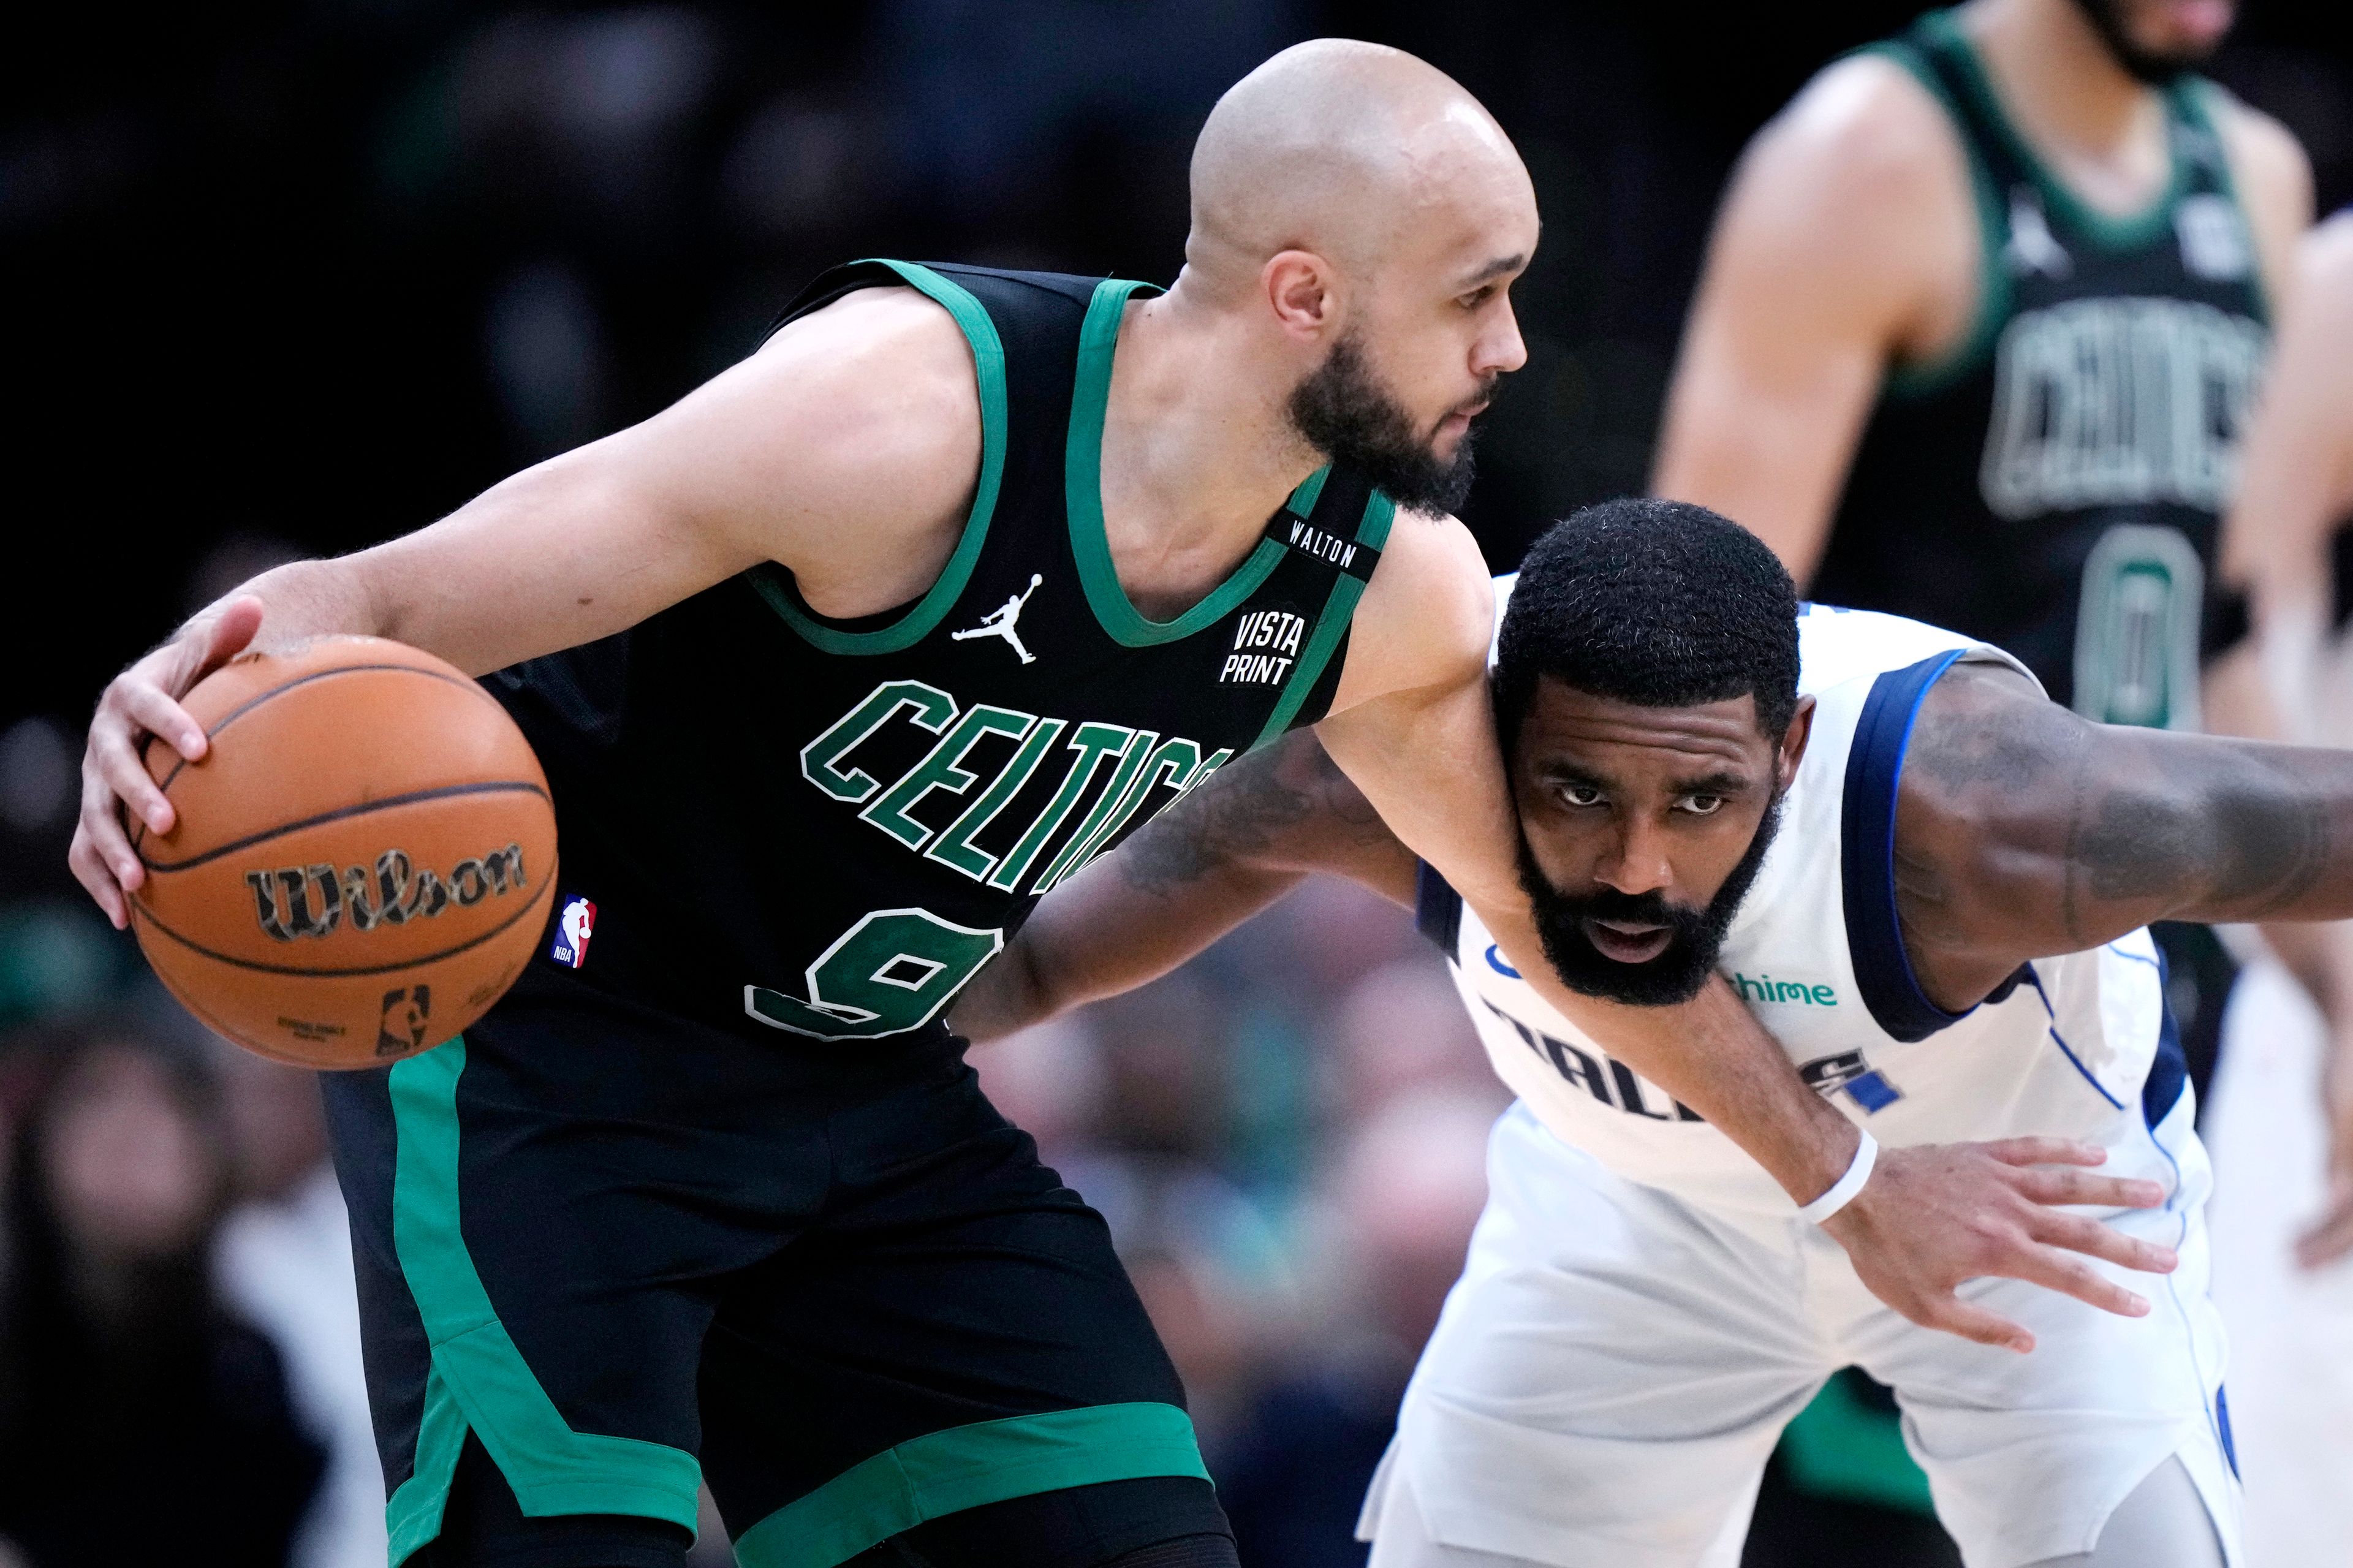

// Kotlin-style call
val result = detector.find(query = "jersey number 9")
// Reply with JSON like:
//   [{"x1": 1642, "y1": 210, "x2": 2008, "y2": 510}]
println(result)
[{"x1": 743, "y1": 908, "x2": 1005, "y2": 1040}]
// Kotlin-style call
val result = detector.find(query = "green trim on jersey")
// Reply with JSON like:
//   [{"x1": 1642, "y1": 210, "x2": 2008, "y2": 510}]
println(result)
[
  {"x1": 1066, "y1": 278, "x2": 1292, "y2": 646},
  {"x1": 1250, "y1": 488, "x2": 1398, "y2": 750},
  {"x1": 1860, "y1": 37, "x2": 2014, "y2": 399},
  {"x1": 753, "y1": 260, "x2": 1012, "y2": 656},
  {"x1": 2180, "y1": 77, "x2": 2273, "y2": 324},
  {"x1": 729, "y1": 1402, "x2": 1211, "y2": 1568},
  {"x1": 384, "y1": 1039, "x2": 703, "y2": 1564},
  {"x1": 1919, "y1": 9, "x2": 2187, "y2": 253}
]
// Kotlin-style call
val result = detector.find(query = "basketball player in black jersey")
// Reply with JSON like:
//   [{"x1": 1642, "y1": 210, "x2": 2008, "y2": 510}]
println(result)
[
  {"x1": 1656, "y1": 0, "x2": 2313, "y2": 1113},
  {"x1": 1651, "y1": 0, "x2": 2311, "y2": 1550},
  {"x1": 70, "y1": 39, "x2": 2165, "y2": 1568}
]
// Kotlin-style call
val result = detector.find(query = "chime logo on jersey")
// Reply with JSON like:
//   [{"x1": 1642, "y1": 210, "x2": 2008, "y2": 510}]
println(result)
[
  {"x1": 1732, "y1": 972, "x2": 1838, "y2": 1007},
  {"x1": 1221, "y1": 610, "x2": 1306, "y2": 686},
  {"x1": 550, "y1": 895, "x2": 596, "y2": 969},
  {"x1": 800, "y1": 680, "x2": 1232, "y2": 896},
  {"x1": 1979, "y1": 295, "x2": 2266, "y2": 521}
]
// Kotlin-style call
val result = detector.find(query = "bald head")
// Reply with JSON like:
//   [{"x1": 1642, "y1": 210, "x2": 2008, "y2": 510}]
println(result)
[{"x1": 1186, "y1": 39, "x2": 1533, "y2": 300}]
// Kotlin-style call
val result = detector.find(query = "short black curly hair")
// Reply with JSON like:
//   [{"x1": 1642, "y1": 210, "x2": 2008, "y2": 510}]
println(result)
[{"x1": 1495, "y1": 498, "x2": 1800, "y2": 757}]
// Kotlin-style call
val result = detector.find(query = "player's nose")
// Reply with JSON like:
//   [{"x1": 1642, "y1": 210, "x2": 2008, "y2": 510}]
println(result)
[
  {"x1": 1591, "y1": 819, "x2": 1674, "y2": 898},
  {"x1": 1478, "y1": 299, "x2": 1528, "y2": 377}
]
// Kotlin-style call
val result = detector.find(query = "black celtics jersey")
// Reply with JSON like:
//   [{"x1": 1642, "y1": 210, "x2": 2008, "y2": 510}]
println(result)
[
  {"x1": 487, "y1": 261, "x2": 1394, "y2": 1055},
  {"x1": 1813, "y1": 10, "x2": 2268, "y2": 723}
]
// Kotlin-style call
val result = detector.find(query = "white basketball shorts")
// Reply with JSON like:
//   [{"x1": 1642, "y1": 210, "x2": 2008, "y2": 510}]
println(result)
[{"x1": 1358, "y1": 1098, "x2": 2242, "y2": 1568}]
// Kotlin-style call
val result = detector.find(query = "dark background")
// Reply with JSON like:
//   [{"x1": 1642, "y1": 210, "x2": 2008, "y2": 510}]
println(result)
[
  {"x1": 10, "y1": 0, "x2": 2348, "y2": 762},
  {"x1": 1, "y1": 7, "x2": 2349, "y2": 1563}
]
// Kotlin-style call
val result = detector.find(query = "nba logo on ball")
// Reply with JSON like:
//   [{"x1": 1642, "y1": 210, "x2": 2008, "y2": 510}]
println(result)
[{"x1": 551, "y1": 896, "x2": 597, "y2": 969}]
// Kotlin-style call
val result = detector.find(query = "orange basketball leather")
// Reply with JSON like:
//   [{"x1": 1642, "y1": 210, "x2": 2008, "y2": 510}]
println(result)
[{"x1": 129, "y1": 637, "x2": 558, "y2": 1068}]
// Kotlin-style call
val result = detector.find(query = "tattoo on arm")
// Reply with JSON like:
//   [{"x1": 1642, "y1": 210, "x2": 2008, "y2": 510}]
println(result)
[
  {"x1": 2069, "y1": 751, "x2": 2333, "y2": 919},
  {"x1": 1903, "y1": 662, "x2": 2351, "y2": 961},
  {"x1": 1117, "y1": 730, "x2": 1394, "y2": 897}
]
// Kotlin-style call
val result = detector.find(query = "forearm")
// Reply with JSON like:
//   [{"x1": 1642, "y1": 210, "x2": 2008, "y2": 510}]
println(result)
[
  {"x1": 969, "y1": 855, "x2": 1305, "y2": 1041},
  {"x1": 2075, "y1": 735, "x2": 2353, "y2": 928},
  {"x1": 1474, "y1": 893, "x2": 1859, "y2": 1200},
  {"x1": 953, "y1": 729, "x2": 1399, "y2": 1040},
  {"x1": 222, "y1": 556, "x2": 394, "y2": 655},
  {"x1": 213, "y1": 439, "x2": 757, "y2": 676}
]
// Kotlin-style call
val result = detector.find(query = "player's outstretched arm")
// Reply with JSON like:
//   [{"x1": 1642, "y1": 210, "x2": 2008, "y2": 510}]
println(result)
[
  {"x1": 949, "y1": 730, "x2": 1415, "y2": 1043},
  {"x1": 1318, "y1": 515, "x2": 2162, "y2": 1350},
  {"x1": 1899, "y1": 660, "x2": 2353, "y2": 993},
  {"x1": 1906, "y1": 653, "x2": 2353, "y2": 1268},
  {"x1": 72, "y1": 286, "x2": 985, "y2": 926}
]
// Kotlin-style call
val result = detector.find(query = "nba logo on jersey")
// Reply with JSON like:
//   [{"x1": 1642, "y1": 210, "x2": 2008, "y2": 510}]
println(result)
[{"x1": 550, "y1": 896, "x2": 596, "y2": 969}]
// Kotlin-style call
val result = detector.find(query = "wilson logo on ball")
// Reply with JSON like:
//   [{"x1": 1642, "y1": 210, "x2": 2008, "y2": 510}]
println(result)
[{"x1": 244, "y1": 844, "x2": 529, "y2": 942}]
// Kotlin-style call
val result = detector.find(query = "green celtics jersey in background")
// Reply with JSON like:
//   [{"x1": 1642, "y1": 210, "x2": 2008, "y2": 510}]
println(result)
[{"x1": 1814, "y1": 9, "x2": 2268, "y2": 728}]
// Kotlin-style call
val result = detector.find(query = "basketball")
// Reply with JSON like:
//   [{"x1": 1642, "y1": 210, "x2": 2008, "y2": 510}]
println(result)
[{"x1": 127, "y1": 637, "x2": 557, "y2": 1069}]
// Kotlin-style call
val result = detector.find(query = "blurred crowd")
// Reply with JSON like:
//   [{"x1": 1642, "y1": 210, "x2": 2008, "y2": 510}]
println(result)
[{"x1": 6, "y1": 1, "x2": 2352, "y2": 1564}]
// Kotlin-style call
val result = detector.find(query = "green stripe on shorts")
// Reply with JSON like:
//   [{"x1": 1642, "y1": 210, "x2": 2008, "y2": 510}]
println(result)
[
  {"x1": 731, "y1": 1402, "x2": 1211, "y2": 1568},
  {"x1": 385, "y1": 1037, "x2": 703, "y2": 1562}
]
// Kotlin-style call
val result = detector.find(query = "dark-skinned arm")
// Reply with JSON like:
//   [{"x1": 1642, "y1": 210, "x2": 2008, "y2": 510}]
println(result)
[
  {"x1": 955, "y1": 718, "x2": 2180, "y2": 1344},
  {"x1": 949, "y1": 730, "x2": 1416, "y2": 1043},
  {"x1": 1898, "y1": 660, "x2": 2353, "y2": 1009}
]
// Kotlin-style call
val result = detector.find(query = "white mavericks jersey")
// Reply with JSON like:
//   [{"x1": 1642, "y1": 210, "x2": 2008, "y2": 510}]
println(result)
[{"x1": 1421, "y1": 585, "x2": 2187, "y2": 1218}]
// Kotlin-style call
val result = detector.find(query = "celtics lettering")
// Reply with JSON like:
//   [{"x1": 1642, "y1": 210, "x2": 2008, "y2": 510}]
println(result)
[
  {"x1": 1980, "y1": 296, "x2": 2266, "y2": 521},
  {"x1": 800, "y1": 680, "x2": 1230, "y2": 896}
]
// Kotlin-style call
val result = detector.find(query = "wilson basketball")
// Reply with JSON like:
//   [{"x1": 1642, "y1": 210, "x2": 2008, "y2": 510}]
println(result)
[{"x1": 128, "y1": 637, "x2": 557, "y2": 1069}]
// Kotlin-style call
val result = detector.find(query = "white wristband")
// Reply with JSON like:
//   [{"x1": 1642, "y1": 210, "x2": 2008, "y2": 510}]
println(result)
[{"x1": 1797, "y1": 1130, "x2": 1878, "y2": 1225}]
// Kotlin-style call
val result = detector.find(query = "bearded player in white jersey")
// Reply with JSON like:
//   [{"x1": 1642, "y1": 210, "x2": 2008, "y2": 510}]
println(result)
[{"x1": 949, "y1": 498, "x2": 2353, "y2": 1567}]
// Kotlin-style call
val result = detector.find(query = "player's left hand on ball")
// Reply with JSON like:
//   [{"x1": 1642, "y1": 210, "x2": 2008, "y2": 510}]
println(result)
[{"x1": 1820, "y1": 1138, "x2": 2176, "y2": 1354}]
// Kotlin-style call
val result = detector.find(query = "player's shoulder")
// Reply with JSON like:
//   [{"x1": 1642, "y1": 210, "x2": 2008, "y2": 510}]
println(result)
[
  {"x1": 1794, "y1": 604, "x2": 2028, "y2": 698},
  {"x1": 749, "y1": 284, "x2": 983, "y2": 451},
  {"x1": 1743, "y1": 49, "x2": 1965, "y2": 208},
  {"x1": 1331, "y1": 507, "x2": 1493, "y2": 707},
  {"x1": 2199, "y1": 81, "x2": 2313, "y2": 206},
  {"x1": 2198, "y1": 82, "x2": 2314, "y2": 284},
  {"x1": 1368, "y1": 506, "x2": 1493, "y2": 645},
  {"x1": 1714, "y1": 48, "x2": 1971, "y2": 299},
  {"x1": 2303, "y1": 208, "x2": 2353, "y2": 288}
]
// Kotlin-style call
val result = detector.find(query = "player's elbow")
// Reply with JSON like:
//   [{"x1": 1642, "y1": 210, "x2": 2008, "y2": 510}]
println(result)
[{"x1": 953, "y1": 941, "x2": 1056, "y2": 1043}]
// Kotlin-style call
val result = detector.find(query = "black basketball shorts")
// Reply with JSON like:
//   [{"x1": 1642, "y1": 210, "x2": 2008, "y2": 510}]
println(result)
[{"x1": 320, "y1": 977, "x2": 1210, "y2": 1567}]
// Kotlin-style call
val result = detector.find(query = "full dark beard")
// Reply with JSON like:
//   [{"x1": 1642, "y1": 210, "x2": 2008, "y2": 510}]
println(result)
[
  {"x1": 1287, "y1": 331, "x2": 1482, "y2": 514},
  {"x1": 2067, "y1": 0, "x2": 2215, "y2": 83},
  {"x1": 1516, "y1": 794, "x2": 1786, "y2": 1007}
]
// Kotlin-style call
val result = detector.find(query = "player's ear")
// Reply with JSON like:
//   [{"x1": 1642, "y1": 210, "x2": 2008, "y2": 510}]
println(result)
[
  {"x1": 1775, "y1": 695, "x2": 1816, "y2": 790},
  {"x1": 1263, "y1": 250, "x2": 1341, "y2": 343}
]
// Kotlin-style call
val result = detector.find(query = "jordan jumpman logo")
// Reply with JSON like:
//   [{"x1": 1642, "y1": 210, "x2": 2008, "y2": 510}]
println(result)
[{"x1": 951, "y1": 575, "x2": 1044, "y2": 664}]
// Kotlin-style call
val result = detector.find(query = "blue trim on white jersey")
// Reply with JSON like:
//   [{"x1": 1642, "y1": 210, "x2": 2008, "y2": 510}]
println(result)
[
  {"x1": 1840, "y1": 650, "x2": 1977, "y2": 1042},
  {"x1": 2022, "y1": 965, "x2": 2129, "y2": 1111},
  {"x1": 2145, "y1": 942, "x2": 2191, "y2": 1128},
  {"x1": 1415, "y1": 862, "x2": 1464, "y2": 953}
]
